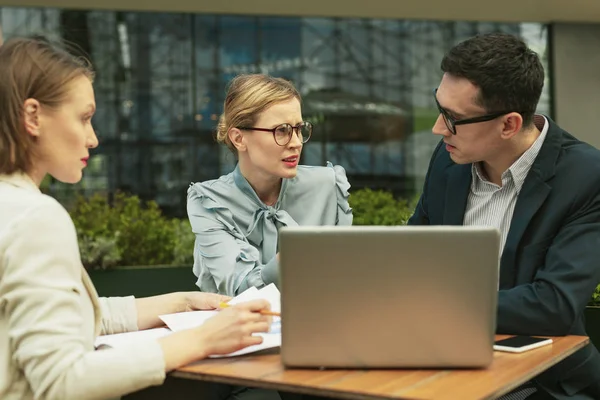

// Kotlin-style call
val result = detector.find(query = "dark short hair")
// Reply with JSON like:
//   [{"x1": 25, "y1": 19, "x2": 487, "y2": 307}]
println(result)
[{"x1": 440, "y1": 32, "x2": 544, "y2": 127}]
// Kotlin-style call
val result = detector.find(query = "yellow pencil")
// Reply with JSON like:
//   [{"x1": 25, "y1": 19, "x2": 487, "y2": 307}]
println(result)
[{"x1": 219, "y1": 302, "x2": 280, "y2": 317}]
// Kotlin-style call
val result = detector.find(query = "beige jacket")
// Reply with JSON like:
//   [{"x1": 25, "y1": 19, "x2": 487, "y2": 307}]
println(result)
[{"x1": 0, "y1": 174, "x2": 166, "y2": 400}]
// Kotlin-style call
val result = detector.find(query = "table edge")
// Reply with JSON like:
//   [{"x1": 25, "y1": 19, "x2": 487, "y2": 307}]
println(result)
[
  {"x1": 172, "y1": 336, "x2": 590, "y2": 400},
  {"x1": 485, "y1": 336, "x2": 590, "y2": 400},
  {"x1": 172, "y1": 370, "x2": 409, "y2": 400}
]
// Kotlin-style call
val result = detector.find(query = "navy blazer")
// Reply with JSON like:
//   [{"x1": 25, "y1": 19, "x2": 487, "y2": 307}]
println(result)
[{"x1": 408, "y1": 117, "x2": 600, "y2": 399}]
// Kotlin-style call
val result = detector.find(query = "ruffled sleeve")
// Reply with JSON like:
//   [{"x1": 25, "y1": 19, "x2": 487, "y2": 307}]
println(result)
[
  {"x1": 186, "y1": 183, "x2": 279, "y2": 296},
  {"x1": 326, "y1": 162, "x2": 353, "y2": 226}
]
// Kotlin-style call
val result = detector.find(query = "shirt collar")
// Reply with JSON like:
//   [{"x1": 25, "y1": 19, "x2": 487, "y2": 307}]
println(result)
[
  {"x1": 0, "y1": 172, "x2": 41, "y2": 193},
  {"x1": 232, "y1": 163, "x2": 289, "y2": 208},
  {"x1": 507, "y1": 115, "x2": 548, "y2": 193},
  {"x1": 471, "y1": 115, "x2": 548, "y2": 193}
]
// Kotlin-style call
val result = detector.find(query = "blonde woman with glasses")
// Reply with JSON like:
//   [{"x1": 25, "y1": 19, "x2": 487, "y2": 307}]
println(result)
[{"x1": 187, "y1": 74, "x2": 353, "y2": 297}]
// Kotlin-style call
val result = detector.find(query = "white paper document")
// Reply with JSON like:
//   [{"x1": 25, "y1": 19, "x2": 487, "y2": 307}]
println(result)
[
  {"x1": 162, "y1": 283, "x2": 281, "y2": 356},
  {"x1": 158, "y1": 283, "x2": 281, "y2": 357},
  {"x1": 95, "y1": 284, "x2": 282, "y2": 357},
  {"x1": 228, "y1": 283, "x2": 281, "y2": 313},
  {"x1": 159, "y1": 283, "x2": 280, "y2": 330}
]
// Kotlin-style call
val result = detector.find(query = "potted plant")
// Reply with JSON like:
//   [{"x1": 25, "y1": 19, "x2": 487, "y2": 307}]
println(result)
[{"x1": 69, "y1": 192, "x2": 198, "y2": 297}]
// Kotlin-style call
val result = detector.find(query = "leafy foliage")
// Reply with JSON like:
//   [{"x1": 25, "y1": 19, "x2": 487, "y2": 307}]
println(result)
[
  {"x1": 67, "y1": 188, "x2": 600, "y2": 306},
  {"x1": 591, "y1": 284, "x2": 600, "y2": 307},
  {"x1": 69, "y1": 192, "x2": 194, "y2": 270},
  {"x1": 349, "y1": 188, "x2": 416, "y2": 226},
  {"x1": 172, "y1": 218, "x2": 196, "y2": 266},
  {"x1": 78, "y1": 234, "x2": 121, "y2": 270}
]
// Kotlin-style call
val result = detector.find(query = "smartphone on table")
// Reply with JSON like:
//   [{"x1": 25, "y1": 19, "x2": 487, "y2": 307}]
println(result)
[{"x1": 493, "y1": 336, "x2": 553, "y2": 353}]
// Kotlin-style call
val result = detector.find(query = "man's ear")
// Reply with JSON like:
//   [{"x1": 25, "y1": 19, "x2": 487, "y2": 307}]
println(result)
[
  {"x1": 23, "y1": 98, "x2": 42, "y2": 138},
  {"x1": 500, "y1": 112, "x2": 523, "y2": 140},
  {"x1": 228, "y1": 128, "x2": 247, "y2": 152}
]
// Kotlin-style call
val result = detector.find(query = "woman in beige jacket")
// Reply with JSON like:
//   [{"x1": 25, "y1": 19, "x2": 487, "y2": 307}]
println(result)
[{"x1": 0, "y1": 36, "x2": 273, "y2": 400}]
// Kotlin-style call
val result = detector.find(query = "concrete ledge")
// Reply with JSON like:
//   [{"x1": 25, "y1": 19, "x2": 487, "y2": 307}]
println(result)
[{"x1": 3, "y1": 0, "x2": 600, "y2": 24}]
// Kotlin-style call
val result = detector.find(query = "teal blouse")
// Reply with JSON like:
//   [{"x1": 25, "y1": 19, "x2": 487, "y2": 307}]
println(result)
[{"x1": 187, "y1": 162, "x2": 353, "y2": 296}]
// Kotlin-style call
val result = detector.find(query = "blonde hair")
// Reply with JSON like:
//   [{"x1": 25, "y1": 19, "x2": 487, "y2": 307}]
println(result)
[
  {"x1": 0, "y1": 36, "x2": 94, "y2": 175},
  {"x1": 216, "y1": 74, "x2": 301, "y2": 152}
]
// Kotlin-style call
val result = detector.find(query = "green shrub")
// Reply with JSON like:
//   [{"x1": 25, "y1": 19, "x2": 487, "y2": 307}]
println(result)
[
  {"x1": 349, "y1": 188, "x2": 416, "y2": 226},
  {"x1": 78, "y1": 234, "x2": 121, "y2": 270},
  {"x1": 69, "y1": 188, "x2": 599, "y2": 307},
  {"x1": 172, "y1": 218, "x2": 196, "y2": 266},
  {"x1": 69, "y1": 192, "x2": 182, "y2": 270},
  {"x1": 591, "y1": 284, "x2": 600, "y2": 307}
]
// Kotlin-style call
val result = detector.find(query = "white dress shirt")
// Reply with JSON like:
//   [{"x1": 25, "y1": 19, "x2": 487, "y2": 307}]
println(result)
[{"x1": 463, "y1": 116, "x2": 549, "y2": 254}]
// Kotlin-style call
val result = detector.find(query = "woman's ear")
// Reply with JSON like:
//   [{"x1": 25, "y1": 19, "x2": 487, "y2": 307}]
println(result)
[
  {"x1": 228, "y1": 128, "x2": 247, "y2": 152},
  {"x1": 23, "y1": 98, "x2": 41, "y2": 138}
]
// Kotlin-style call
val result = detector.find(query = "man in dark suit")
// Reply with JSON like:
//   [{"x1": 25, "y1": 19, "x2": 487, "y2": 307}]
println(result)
[{"x1": 408, "y1": 32, "x2": 600, "y2": 400}]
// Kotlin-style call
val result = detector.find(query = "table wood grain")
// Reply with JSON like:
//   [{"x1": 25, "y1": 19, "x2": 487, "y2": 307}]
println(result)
[{"x1": 173, "y1": 335, "x2": 589, "y2": 400}]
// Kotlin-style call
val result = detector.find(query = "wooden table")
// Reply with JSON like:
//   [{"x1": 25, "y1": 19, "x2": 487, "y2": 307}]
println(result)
[{"x1": 173, "y1": 335, "x2": 589, "y2": 400}]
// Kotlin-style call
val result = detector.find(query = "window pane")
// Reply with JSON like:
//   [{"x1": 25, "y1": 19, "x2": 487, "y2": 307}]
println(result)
[{"x1": 0, "y1": 5, "x2": 550, "y2": 216}]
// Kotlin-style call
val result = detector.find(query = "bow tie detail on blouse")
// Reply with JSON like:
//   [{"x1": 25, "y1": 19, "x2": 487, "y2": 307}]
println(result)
[
  {"x1": 246, "y1": 206, "x2": 298, "y2": 261},
  {"x1": 232, "y1": 164, "x2": 299, "y2": 262}
]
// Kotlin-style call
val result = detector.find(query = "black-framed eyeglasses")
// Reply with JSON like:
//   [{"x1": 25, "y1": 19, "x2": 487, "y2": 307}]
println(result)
[
  {"x1": 433, "y1": 89, "x2": 513, "y2": 135},
  {"x1": 237, "y1": 121, "x2": 312, "y2": 146}
]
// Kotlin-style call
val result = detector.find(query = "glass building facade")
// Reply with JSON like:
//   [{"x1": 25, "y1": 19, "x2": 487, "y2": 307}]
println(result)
[{"x1": 0, "y1": 8, "x2": 551, "y2": 217}]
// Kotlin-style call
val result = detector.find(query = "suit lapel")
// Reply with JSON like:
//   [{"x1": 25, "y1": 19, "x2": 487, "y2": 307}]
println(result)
[
  {"x1": 443, "y1": 164, "x2": 472, "y2": 225},
  {"x1": 81, "y1": 267, "x2": 103, "y2": 337},
  {"x1": 499, "y1": 116, "x2": 562, "y2": 288},
  {"x1": 499, "y1": 175, "x2": 550, "y2": 287}
]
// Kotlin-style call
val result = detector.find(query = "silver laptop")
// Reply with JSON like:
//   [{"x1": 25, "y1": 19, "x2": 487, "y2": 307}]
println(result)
[{"x1": 278, "y1": 225, "x2": 500, "y2": 369}]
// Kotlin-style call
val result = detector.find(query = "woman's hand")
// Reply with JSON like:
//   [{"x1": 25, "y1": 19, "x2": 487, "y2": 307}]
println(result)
[
  {"x1": 135, "y1": 291, "x2": 231, "y2": 330},
  {"x1": 158, "y1": 298, "x2": 273, "y2": 370},
  {"x1": 194, "y1": 299, "x2": 273, "y2": 357},
  {"x1": 183, "y1": 292, "x2": 232, "y2": 311}
]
